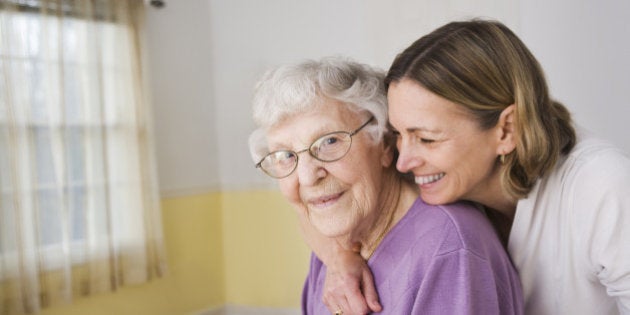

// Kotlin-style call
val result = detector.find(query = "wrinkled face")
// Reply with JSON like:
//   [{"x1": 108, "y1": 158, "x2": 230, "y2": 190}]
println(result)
[
  {"x1": 388, "y1": 79, "x2": 501, "y2": 205},
  {"x1": 266, "y1": 100, "x2": 391, "y2": 238}
]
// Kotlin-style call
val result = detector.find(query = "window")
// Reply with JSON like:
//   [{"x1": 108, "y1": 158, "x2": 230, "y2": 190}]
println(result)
[{"x1": 0, "y1": 1, "x2": 165, "y2": 312}]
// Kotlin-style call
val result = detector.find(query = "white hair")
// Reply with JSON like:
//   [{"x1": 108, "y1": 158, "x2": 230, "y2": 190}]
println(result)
[{"x1": 248, "y1": 56, "x2": 389, "y2": 163}]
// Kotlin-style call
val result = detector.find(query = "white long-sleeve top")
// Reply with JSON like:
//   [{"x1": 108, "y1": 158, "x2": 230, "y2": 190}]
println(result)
[{"x1": 509, "y1": 129, "x2": 630, "y2": 314}]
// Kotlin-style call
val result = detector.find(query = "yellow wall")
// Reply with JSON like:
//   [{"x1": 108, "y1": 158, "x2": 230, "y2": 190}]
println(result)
[
  {"x1": 39, "y1": 190, "x2": 309, "y2": 315},
  {"x1": 222, "y1": 190, "x2": 310, "y2": 307}
]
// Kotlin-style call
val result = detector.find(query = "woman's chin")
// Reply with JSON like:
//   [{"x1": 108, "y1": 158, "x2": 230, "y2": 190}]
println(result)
[
  {"x1": 420, "y1": 192, "x2": 453, "y2": 206},
  {"x1": 311, "y1": 218, "x2": 349, "y2": 239},
  {"x1": 316, "y1": 226, "x2": 346, "y2": 238}
]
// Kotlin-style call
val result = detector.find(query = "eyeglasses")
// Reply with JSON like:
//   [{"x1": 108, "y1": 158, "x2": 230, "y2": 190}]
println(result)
[{"x1": 256, "y1": 116, "x2": 375, "y2": 179}]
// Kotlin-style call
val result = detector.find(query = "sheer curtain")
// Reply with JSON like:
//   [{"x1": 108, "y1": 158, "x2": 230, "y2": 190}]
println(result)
[{"x1": 0, "y1": 1, "x2": 166, "y2": 314}]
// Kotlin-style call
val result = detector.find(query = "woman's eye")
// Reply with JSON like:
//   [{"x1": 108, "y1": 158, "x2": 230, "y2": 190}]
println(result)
[
  {"x1": 281, "y1": 151, "x2": 296, "y2": 160},
  {"x1": 410, "y1": 134, "x2": 435, "y2": 144},
  {"x1": 322, "y1": 136, "x2": 339, "y2": 146},
  {"x1": 270, "y1": 151, "x2": 295, "y2": 164},
  {"x1": 318, "y1": 134, "x2": 346, "y2": 150}
]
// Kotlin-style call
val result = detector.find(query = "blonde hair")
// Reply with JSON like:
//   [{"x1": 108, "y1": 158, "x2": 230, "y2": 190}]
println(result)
[{"x1": 385, "y1": 19, "x2": 575, "y2": 199}]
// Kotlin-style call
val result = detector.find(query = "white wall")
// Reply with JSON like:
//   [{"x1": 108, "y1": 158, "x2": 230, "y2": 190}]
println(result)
[
  {"x1": 145, "y1": 0, "x2": 630, "y2": 193},
  {"x1": 145, "y1": 0, "x2": 219, "y2": 195}
]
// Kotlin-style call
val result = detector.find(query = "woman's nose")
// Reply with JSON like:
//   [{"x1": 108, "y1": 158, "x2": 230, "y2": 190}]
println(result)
[
  {"x1": 295, "y1": 154, "x2": 327, "y2": 185},
  {"x1": 396, "y1": 138, "x2": 420, "y2": 173}
]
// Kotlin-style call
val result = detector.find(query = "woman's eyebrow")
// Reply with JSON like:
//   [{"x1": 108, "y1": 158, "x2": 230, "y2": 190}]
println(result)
[
  {"x1": 268, "y1": 124, "x2": 345, "y2": 151},
  {"x1": 402, "y1": 126, "x2": 440, "y2": 134}
]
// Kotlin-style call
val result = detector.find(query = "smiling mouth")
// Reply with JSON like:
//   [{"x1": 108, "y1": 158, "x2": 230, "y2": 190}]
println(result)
[
  {"x1": 308, "y1": 192, "x2": 343, "y2": 208},
  {"x1": 415, "y1": 172, "x2": 445, "y2": 185}
]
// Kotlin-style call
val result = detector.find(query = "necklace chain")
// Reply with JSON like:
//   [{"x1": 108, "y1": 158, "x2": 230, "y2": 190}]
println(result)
[{"x1": 363, "y1": 179, "x2": 403, "y2": 259}]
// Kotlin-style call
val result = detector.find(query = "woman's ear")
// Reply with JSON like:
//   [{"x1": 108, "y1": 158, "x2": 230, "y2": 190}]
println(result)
[
  {"x1": 496, "y1": 104, "x2": 517, "y2": 155},
  {"x1": 381, "y1": 141, "x2": 395, "y2": 168}
]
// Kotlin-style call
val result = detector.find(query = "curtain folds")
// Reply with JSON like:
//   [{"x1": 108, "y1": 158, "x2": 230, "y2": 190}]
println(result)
[{"x1": 0, "y1": 1, "x2": 166, "y2": 314}]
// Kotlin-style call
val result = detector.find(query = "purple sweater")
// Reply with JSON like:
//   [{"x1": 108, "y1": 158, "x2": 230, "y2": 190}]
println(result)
[{"x1": 302, "y1": 198, "x2": 523, "y2": 314}]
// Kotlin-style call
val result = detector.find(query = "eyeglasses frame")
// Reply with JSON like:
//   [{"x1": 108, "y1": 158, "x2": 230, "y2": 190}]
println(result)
[{"x1": 255, "y1": 116, "x2": 375, "y2": 179}]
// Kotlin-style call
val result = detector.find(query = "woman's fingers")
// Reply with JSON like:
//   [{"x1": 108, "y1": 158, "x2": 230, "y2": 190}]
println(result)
[
  {"x1": 322, "y1": 249, "x2": 377, "y2": 314},
  {"x1": 361, "y1": 267, "x2": 382, "y2": 312}
]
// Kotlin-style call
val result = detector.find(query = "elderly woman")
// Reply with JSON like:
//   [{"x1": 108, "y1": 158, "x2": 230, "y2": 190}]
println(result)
[
  {"x1": 320, "y1": 20, "x2": 630, "y2": 315},
  {"x1": 249, "y1": 57, "x2": 523, "y2": 314}
]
